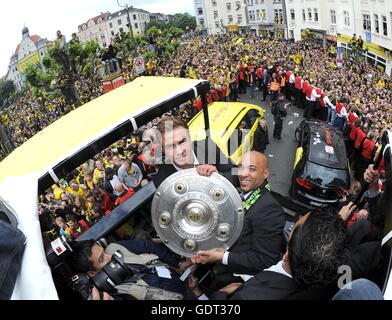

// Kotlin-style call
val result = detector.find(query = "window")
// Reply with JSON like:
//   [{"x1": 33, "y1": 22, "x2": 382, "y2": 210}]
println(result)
[
  {"x1": 118, "y1": 19, "x2": 122, "y2": 25},
  {"x1": 363, "y1": 14, "x2": 371, "y2": 31},
  {"x1": 212, "y1": 0, "x2": 217, "y2": 6},
  {"x1": 344, "y1": 10, "x2": 350, "y2": 27},
  {"x1": 248, "y1": 0, "x2": 253, "y2": 5},
  {"x1": 235, "y1": 1, "x2": 241, "y2": 10},
  {"x1": 374, "y1": 14, "x2": 379, "y2": 33},
  {"x1": 101, "y1": 34, "x2": 105, "y2": 39},
  {"x1": 134, "y1": 23, "x2": 138, "y2": 29},
  {"x1": 238, "y1": 14, "x2": 243, "y2": 24},
  {"x1": 249, "y1": 10, "x2": 255, "y2": 21},
  {"x1": 111, "y1": 31, "x2": 115, "y2": 36},
  {"x1": 215, "y1": 21, "x2": 220, "y2": 28},
  {"x1": 382, "y1": 15, "x2": 388, "y2": 36},
  {"x1": 255, "y1": 0, "x2": 259, "y2": 4},
  {"x1": 199, "y1": 19, "x2": 205, "y2": 26},
  {"x1": 214, "y1": 10, "x2": 218, "y2": 19},
  {"x1": 133, "y1": 14, "x2": 137, "y2": 20},
  {"x1": 226, "y1": 2, "x2": 231, "y2": 10},
  {"x1": 330, "y1": 9, "x2": 336, "y2": 24},
  {"x1": 307, "y1": 8, "x2": 312, "y2": 21},
  {"x1": 314, "y1": 8, "x2": 318, "y2": 22},
  {"x1": 109, "y1": 22, "x2": 113, "y2": 28},
  {"x1": 274, "y1": 9, "x2": 283, "y2": 23},
  {"x1": 228, "y1": 15, "x2": 233, "y2": 23},
  {"x1": 256, "y1": 9, "x2": 260, "y2": 20},
  {"x1": 302, "y1": 9, "x2": 306, "y2": 21},
  {"x1": 290, "y1": 9, "x2": 295, "y2": 20},
  {"x1": 261, "y1": 9, "x2": 266, "y2": 20},
  {"x1": 119, "y1": 28, "x2": 123, "y2": 32},
  {"x1": 198, "y1": 7, "x2": 203, "y2": 15}
]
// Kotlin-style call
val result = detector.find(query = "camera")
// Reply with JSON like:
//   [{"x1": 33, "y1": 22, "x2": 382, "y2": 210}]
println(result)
[
  {"x1": 46, "y1": 236, "x2": 137, "y2": 299},
  {"x1": 90, "y1": 249, "x2": 134, "y2": 293}
]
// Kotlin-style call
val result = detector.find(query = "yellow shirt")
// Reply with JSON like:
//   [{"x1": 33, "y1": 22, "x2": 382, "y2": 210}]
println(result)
[
  {"x1": 93, "y1": 168, "x2": 105, "y2": 186},
  {"x1": 66, "y1": 186, "x2": 87, "y2": 199}
]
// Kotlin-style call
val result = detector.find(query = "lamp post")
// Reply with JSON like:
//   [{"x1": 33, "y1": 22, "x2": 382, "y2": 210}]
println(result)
[{"x1": 117, "y1": 0, "x2": 135, "y2": 44}]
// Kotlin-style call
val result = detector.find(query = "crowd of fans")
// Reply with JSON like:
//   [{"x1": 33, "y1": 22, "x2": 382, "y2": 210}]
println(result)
[
  {"x1": 1, "y1": 32, "x2": 392, "y2": 300},
  {"x1": 3, "y1": 77, "x2": 102, "y2": 148}
]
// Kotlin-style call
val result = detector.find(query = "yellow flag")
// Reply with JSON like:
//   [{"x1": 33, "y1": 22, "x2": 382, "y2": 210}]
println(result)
[
  {"x1": 234, "y1": 38, "x2": 244, "y2": 45},
  {"x1": 189, "y1": 66, "x2": 197, "y2": 79}
]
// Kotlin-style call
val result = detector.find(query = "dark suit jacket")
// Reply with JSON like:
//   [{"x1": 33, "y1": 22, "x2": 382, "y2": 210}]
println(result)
[
  {"x1": 218, "y1": 189, "x2": 286, "y2": 277},
  {"x1": 253, "y1": 126, "x2": 269, "y2": 153},
  {"x1": 345, "y1": 219, "x2": 382, "y2": 280},
  {"x1": 153, "y1": 139, "x2": 239, "y2": 189},
  {"x1": 211, "y1": 270, "x2": 331, "y2": 300}
]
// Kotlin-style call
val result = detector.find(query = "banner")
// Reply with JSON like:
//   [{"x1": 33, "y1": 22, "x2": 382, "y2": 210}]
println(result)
[{"x1": 18, "y1": 51, "x2": 40, "y2": 73}]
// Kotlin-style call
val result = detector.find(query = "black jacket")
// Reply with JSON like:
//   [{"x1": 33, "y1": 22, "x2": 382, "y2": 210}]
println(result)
[
  {"x1": 212, "y1": 188, "x2": 286, "y2": 290},
  {"x1": 211, "y1": 270, "x2": 332, "y2": 300},
  {"x1": 253, "y1": 126, "x2": 269, "y2": 153},
  {"x1": 274, "y1": 102, "x2": 288, "y2": 121}
]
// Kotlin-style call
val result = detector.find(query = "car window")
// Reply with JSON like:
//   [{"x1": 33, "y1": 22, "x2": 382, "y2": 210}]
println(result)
[
  {"x1": 301, "y1": 126, "x2": 310, "y2": 147},
  {"x1": 302, "y1": 161, "x2": 349, "y2": 188},
  {"x1": 228, "y1": 110, "x2": 259, "y2": 156}
]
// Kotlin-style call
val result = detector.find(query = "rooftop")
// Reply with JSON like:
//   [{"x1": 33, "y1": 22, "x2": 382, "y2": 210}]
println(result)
[{"x1": 78, "y1": 12, "x2": 110, "y2": 28}]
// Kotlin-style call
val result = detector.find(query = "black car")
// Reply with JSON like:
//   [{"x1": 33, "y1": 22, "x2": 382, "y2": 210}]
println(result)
[{"x1": 290, "y1": 120, "x2": 351, "y2": 206}]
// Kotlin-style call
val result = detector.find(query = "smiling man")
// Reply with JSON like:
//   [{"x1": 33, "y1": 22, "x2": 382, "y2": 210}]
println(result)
[
  {"x1": 192, "y1": 151, "x2": 286, "y2": 292},
  {"x1": 152, "y1": 116, "x2": 238, "y2": 188}
]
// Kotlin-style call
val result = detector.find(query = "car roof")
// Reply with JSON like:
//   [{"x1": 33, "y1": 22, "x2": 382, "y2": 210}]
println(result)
[
  {"x1": 305, "y1": 121, "x2": 348, "y2": 169},
  {"x1": 188, "y1": 102, "x2": 264, "y2": 143}
]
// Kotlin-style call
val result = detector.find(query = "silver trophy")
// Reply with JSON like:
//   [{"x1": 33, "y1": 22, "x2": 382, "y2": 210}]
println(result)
[{"x1": 151, "y1": 169, "x2": 244, "y2": 258}]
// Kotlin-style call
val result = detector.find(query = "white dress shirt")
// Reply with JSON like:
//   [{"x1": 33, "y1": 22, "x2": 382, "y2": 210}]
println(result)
[{"x1": 323, "y1": 96, "x2": 335, "y2": 108}]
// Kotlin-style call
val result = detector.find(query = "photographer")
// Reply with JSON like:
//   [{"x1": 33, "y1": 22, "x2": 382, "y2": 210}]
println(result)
[
  {"x1": 271, "y1": 93, "x2": 288, "y2": 143},
  {"x1": 69, "y1": 239, "x2": 190, "y2": 300}
]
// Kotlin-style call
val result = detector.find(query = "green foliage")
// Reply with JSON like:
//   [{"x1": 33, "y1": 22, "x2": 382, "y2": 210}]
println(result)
[
  {"x1": 0, "y1": 79, "x2": 16, "y2": 106},
  {"x1": 146, "y1": 13, "x2": 196, "y2": 33},
  {"x1": 25, "y1": 64, "x2": 54, "y2": 88},
  {"x1": 142, "y1": 51, "x2": 155, "y2": 61}
]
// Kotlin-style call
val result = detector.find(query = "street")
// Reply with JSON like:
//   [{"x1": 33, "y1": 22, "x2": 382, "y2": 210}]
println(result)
[{"x1": 237, "y1": 88, "x2": 304, "y2": 197}]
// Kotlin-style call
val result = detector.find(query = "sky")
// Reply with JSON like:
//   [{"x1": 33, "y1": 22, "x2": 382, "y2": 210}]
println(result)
[{"x1": 0, "y1": 0, "x2": 195, "y2": 77}]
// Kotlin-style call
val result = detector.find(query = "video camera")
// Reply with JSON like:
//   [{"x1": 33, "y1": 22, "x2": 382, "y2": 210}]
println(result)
[{"x1": 46, "y1": 236, "x2": 135, "y2": 300}]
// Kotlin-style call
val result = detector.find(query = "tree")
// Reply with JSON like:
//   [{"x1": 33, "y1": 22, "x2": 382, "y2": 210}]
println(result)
[
  {"x1": 0, "y1": 79, "x2": 16, "y2": 107},
  {"x1": 24, "y1": 40, "x2": 100, "y2": 107},
  {"x1": 169, "y1": 13, "x2": 197, "y2": 31},
  {"x1": 146, "y1": 13, "x2": 196, "y2": 33}
]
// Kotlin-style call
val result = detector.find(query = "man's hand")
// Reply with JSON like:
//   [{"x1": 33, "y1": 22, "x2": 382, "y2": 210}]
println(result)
[
  {"x1": 364, "y1": 164, "x2": 380, "y2": 185},
  {"x1": 338, "y1": 201, "x2": 357, "y2": 221},
  {"x1": 196, "y1": 164, "x2": 218, "y2": 177},
  {"x1": 91, "y1": 287, "x2": 114, "y2": 300},
  {"x1": 179, "y1": 258, "x2": 193, "y2": 272},
  {"x1": 219, "y1": 282, "x2": 243, "y2": 295},
  {"x1": 188, "y1": 275, "x2": 203, "y2": 297},
  {"x1": 191, "y1": 248, "x2": 225, "y2": 264}
]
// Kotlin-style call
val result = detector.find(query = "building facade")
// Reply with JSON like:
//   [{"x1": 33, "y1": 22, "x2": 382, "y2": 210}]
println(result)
[
  {"x1": 78, "y1": 12, "x2": 111, "y2": 48},
  {"x1": 106, "y1": 8, "x2": 150, "y2": 42},
  {"x1": 78, "y1": 8, "x2": 151, "y2": 48},
  {"x1": 286, "y1": 0, "x2": 392, "y2": 75},
  {"x1": 246, "y1": 0, "x2": 286, "y2": 36},
  {"x1": 194, "y1": 0, "x2": 209, "y2": 33},
  {"x1": 5, "y1": 27, "x2": 50, "y2": 90},
  {"x1": 195, "y1": 0, "x2": 249, "y2": 35}
]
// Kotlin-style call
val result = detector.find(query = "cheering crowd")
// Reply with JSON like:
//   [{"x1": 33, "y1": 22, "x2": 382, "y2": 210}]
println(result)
[
  {"x1": 3, "y1": 77, "x2": 102, "y2": 148},
  {"x1": 1, "y1": 31, "x2": 391, "y2": 300}
]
